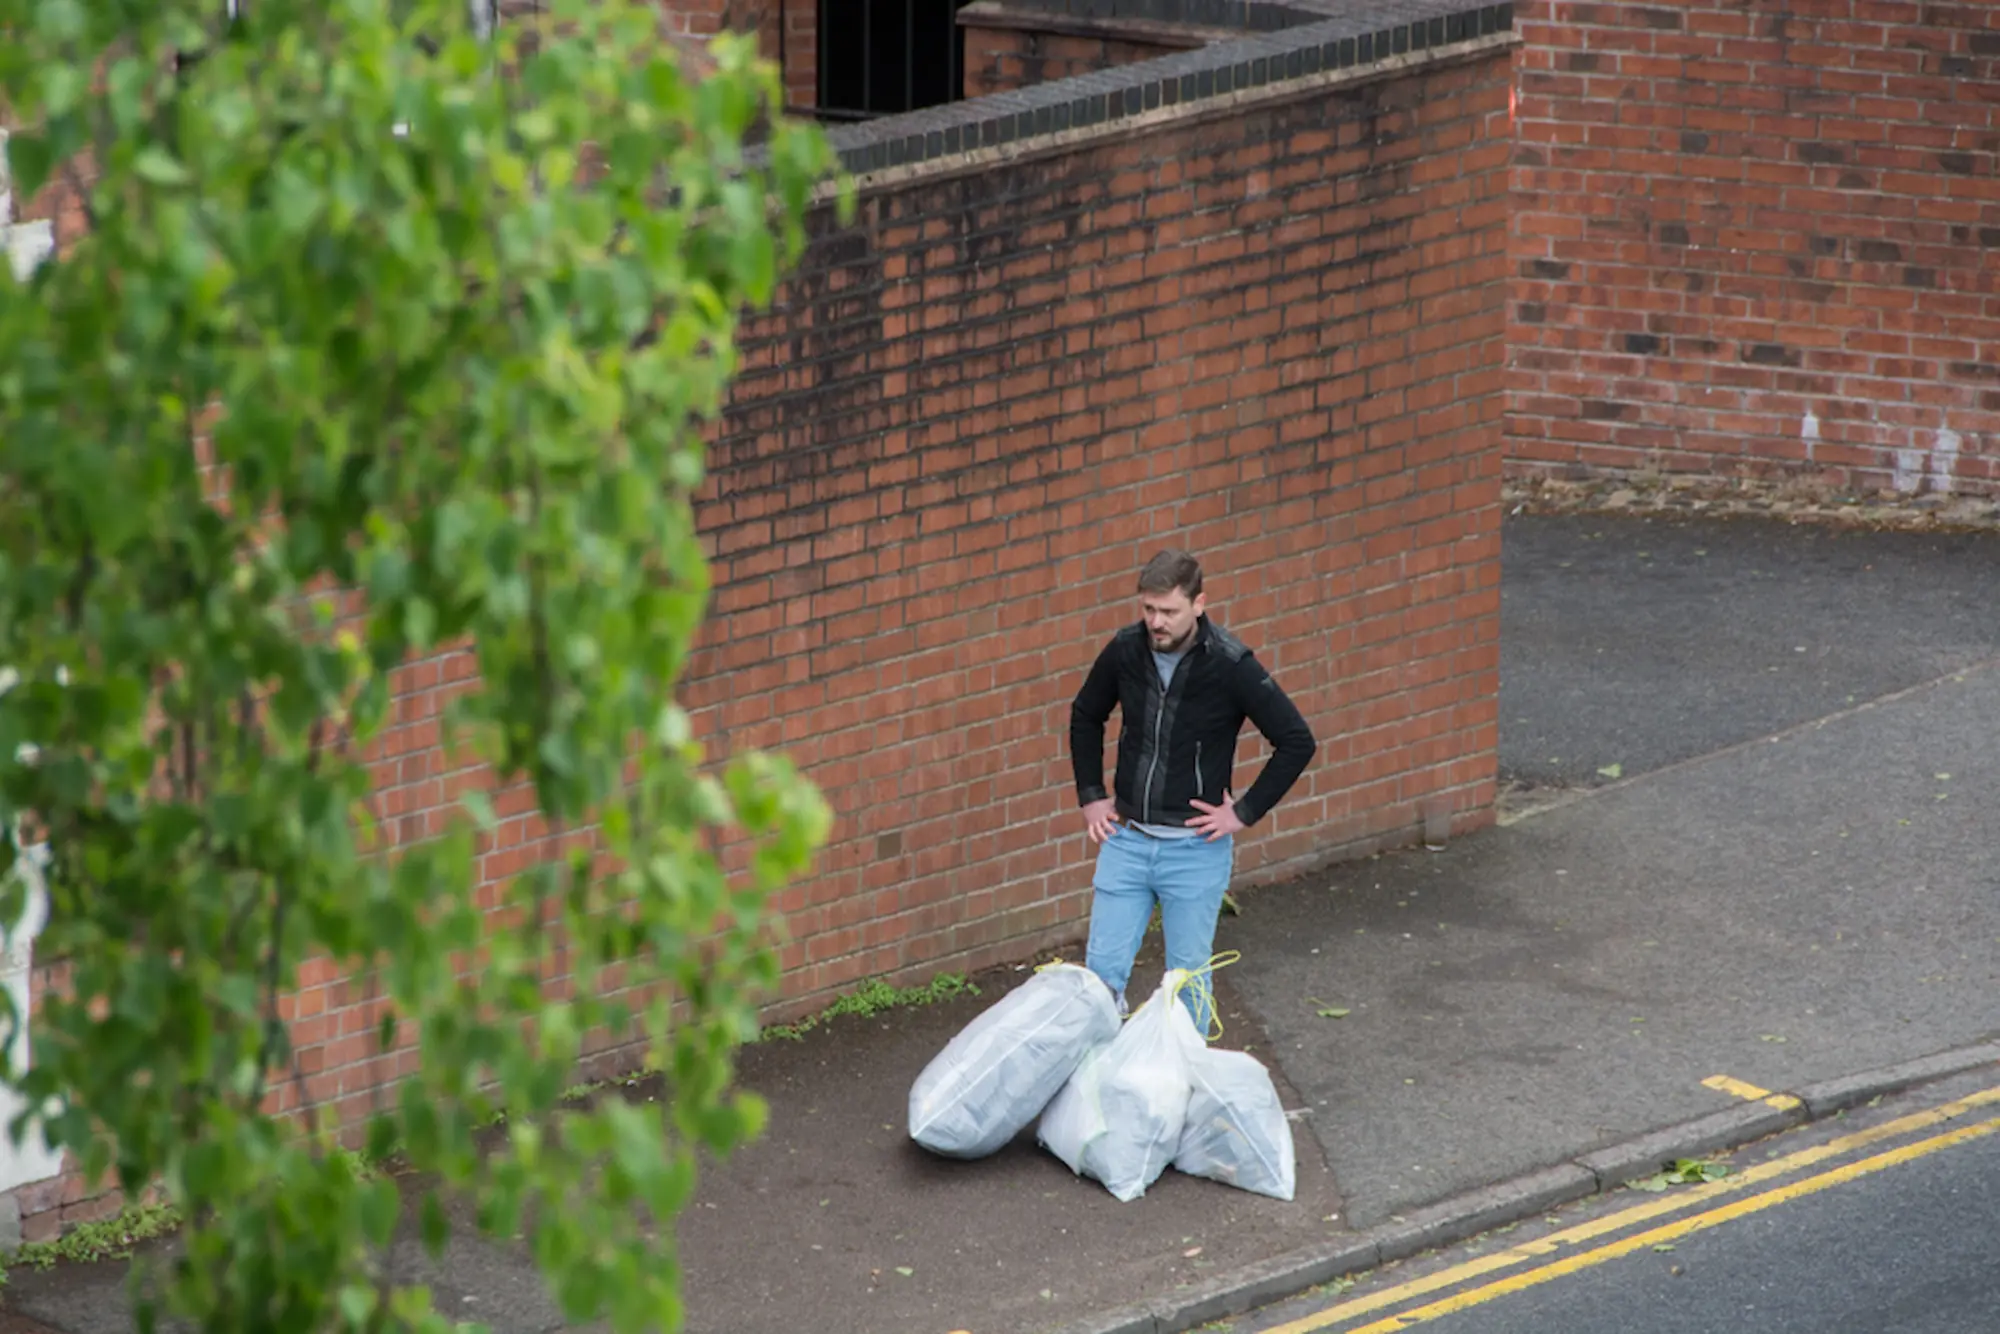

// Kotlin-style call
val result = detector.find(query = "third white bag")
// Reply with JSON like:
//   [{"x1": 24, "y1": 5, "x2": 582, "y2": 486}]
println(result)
[{"x1": 1173, "y1": 1045, "x2": 1296, "y2": 1200}]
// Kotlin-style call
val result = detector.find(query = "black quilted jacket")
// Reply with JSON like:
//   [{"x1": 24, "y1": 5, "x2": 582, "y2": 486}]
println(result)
[{"x1": 1069, "y1": 616, "x2": 1317, "y2": 830}]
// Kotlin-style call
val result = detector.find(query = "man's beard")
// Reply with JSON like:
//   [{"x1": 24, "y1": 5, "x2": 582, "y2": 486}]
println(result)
[{"x1": 1153, "y1": 624, "x2": 1195, "y2": 653}]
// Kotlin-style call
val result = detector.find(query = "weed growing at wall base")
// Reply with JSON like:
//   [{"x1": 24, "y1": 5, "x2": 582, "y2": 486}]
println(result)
[
  {"x1": 7, "y1": 1201, "x2": 184, "y2": 1275},
  {"x1": 760, "y1": 973, "x2": 980, "y2": 1042}
]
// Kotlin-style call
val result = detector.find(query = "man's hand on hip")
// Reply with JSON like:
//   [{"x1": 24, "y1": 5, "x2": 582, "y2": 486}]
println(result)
[
  {"x1": 1189, "y1": 790, "x2": 1245, "y2": 841},
  {"x1": 1082, "y1": 798, "x2": 1121, "y2": 844}
]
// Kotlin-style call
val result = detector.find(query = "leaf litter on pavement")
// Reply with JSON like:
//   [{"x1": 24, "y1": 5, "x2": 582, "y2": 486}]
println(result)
[{"x1": 1629, "y1": 1158, "x2": 1730, "y2": 1192}]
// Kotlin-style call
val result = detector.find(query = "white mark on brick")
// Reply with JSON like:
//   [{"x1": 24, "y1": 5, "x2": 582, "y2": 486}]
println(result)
[
  {"x1": 1801, "y1": 410, "x2": 1819, "y2": 462},
  {"x1": 1930, "y1": 428, "x2": 1960, "y2": 495},
  {"x1": 5, "y1": 222, "x2": 52, "y2": 282},
  {"x1": 1894, "y1": 447, "x2": 1925, "y2": 494}
]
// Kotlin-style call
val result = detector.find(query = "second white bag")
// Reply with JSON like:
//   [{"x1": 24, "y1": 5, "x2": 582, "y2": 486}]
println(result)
[{"x1": 1038, "y1": 969, "x2": 1204, "y2": 1202}]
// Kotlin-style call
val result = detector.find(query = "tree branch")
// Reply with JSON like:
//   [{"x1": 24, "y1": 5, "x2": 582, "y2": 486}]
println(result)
[
  {"x1": 250, "y1": 876, "x2": 292, "y2": 1110},
  {"x1": 178, "y1": 719, "x2": 199, "y2": 804},
  {"x1": 58, "y1": 157, "x2": 97, "y2": 235},
  {"x1": 63, "y1": 537, "x2": 96, "y2": 630}
]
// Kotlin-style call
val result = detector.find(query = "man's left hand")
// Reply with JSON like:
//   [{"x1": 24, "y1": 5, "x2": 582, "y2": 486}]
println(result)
[{"x1": 1188, "y1": 790, "x2": 1244, "y2": 841}]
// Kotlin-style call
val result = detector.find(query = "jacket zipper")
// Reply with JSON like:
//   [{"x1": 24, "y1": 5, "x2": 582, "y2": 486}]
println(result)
[
  {"x1": 1194, "y1": 741, "x2": 1202, "y2": 801},
  {"x1": 1142, "y1": 680, "x2": 1165, "y2": 824},
  {"x1": 1141, "y1": 654, "x2": 1179, "y2": 824}
]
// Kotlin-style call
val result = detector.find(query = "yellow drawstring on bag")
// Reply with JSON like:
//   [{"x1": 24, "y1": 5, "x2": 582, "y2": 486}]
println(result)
[
  {"x1": 1151, "y1": 951, "x2": 1239, "y2": 1043},
  {"x1": 1045, "y1": 952, "x2": 1242, "y2": 1040}
]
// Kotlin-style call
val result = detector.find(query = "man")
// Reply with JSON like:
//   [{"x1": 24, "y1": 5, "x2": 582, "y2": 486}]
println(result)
[{"x1": 1069, "y1": 549, "x2": 1317, "y2": 1028}]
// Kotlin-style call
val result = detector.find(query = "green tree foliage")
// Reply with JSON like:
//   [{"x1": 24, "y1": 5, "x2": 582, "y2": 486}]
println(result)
[{"x1": 0, "y1": 1, "x2": 840, "y2": 1329}]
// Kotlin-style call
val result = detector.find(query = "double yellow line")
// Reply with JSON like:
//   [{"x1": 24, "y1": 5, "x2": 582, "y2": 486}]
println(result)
[{"x1": 1262, "y1": 1082, "x2": 2000, "y2": 1334}]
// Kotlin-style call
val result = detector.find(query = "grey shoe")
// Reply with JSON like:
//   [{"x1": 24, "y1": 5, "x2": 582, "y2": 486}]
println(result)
[{"x1": 1114, "y1": 992, "x2": 1130, "y2": 1020}]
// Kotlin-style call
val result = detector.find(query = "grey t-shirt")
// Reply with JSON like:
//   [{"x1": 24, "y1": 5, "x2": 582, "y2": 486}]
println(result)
[{"x1": 1135, "y1": 648, "x2": 1200, "y2": 838}]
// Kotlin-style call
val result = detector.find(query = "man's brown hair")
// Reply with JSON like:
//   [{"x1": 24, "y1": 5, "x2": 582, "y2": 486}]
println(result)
[{"x1": 1137, "y1": 549, "x2": 1203, "y2": 599}]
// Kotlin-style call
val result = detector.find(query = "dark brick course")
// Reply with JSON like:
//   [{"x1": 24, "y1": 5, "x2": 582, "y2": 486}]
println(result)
[{"x1": 820, "y1": 0, "x2": 1512, "y2": 176}]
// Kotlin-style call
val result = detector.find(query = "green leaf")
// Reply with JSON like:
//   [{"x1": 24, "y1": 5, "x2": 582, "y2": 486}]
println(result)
[
  {"x1": 1596, "y1": 763, "x2": 1623, "y2": 780},
  {"x1": 34, "y1": 0, "x2": 86, "y2": 41},
  {"x1": 4, "y1": 131, "x2": 55, "y2": 201},
  {"x1": 339, "y1": 1284, "x2": 376, "y2": 1329},
  {"x1": 1632, "y1": 1157, "x2": 1730, "y2": 1192},
  {"x1": 421, "y1": 1192, "x2": 449, "y2": 1257},
  {"x1": 461, "y1": 789, "x2": 498, "y2": 831},
  {"x1": 131, "y1": 146, "x2": 190, "y2": 186},
  {"x1": 41, "y1": 62, "x2": 87, "y2": 116},
  {"x1": 361, "y1": 1178, "x2": 401, "y2": 1248}
]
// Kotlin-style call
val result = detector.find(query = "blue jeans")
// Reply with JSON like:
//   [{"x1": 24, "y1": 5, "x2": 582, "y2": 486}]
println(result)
[{"x1": 1085, "y1": 827, "x2": 1233, "y2": 1032}]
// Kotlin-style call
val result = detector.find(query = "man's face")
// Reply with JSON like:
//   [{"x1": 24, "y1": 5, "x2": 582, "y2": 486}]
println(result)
[{"x1": 1140, "y1": 586, "x2": 1205, "y2": 654}]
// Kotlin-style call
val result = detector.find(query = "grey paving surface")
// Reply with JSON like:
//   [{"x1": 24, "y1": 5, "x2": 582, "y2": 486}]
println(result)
[
  {"x1": 1223, "y1": 657, "x2": 2000, "y2": 1228},
  {"x1": 1499, "y1": 514, "x2": 2000, "y2": 791},
  {"x1": 1, "y1": 1220, "x2": 568, "y2": 1334},
  {"x1": 666, "y1": 958, "x2": 1346, "y2": 1334}
]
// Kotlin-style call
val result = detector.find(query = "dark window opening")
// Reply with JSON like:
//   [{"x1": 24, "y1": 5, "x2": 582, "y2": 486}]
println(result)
[{"x1": 818, "y1": 0, "x2": 970, "y2": 119}]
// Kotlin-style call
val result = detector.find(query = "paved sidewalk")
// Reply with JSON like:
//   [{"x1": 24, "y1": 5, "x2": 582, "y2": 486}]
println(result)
[{"x1": 6, "y1": 513, "x2": 1999, "y2": 1334}]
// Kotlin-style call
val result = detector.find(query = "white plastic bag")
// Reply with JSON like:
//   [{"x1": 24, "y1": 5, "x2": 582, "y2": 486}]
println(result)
[
  {"x1": 1038, "y1": 969, "x2": 1204, "y2": 1202},
  {"x1": 1174, "y1": 1046, "x2": 1296, "y2": 1200},
  {"x1": 908, "y1": 963, "x2": 1120, "y2": 1159}
]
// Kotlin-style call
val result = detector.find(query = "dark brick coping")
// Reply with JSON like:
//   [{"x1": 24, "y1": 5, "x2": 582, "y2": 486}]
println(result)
[
  {"x1": 816, "y1": 0, "x2": 1512, "y2": 177},
  {"x1": 985, "y1": 0, "x2": 1326, "y2": 31}
]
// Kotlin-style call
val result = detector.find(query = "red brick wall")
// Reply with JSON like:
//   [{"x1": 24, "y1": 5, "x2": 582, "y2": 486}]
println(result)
[
  {"x1": 8, "y1": 35, "x2": 1514, "y2": 1232},
  {"x1": 694, "y1": 48, "x2": 1513, "y2": 1006},
  {"x1": 1509, "y1": 0, "x2": 2000, "y2": 497},
  {"x1": 961, "y1": 20, "x2": 1201, "y2": 98}
]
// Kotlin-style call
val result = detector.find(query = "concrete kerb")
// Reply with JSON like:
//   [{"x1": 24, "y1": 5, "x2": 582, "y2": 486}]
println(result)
[
  {"x1": 1572, "y1": 1101, "x2": 1807, "y2": 1191},
  {"x1": 1148, "y1": 1235, "x2": 1384, "y2": 1331},
  {"x1": 1368, "y1": 1163, "x2": 1598, "y2": 1267},
  {"x1": 1054, "y1": 1040, "x2": 2000, "y2": 1334},
  {"x1": 1794, "y1": 1041, "x2": 2000, "y2": 1120}
]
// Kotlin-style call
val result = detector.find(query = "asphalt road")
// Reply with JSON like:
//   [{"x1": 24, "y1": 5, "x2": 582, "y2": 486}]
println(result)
[
  {"x1": 1409, "y1": 1131, "x2": 2000, "y2": 1334},
  {"x1": 1499, "y1": 514, "x2": 2000, "y2": 791},
  {"x1": 1224, "y1": 1072, "x2": 2000, "y2": 1334}
]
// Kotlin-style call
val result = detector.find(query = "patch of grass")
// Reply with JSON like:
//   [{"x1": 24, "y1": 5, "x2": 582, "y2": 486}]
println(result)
[
  {"x1": 10, "y1": 1201, "x2": 183, "y2": 1273},
  {"x1": 5, "y1": 1142, "x2": 407, "y2": 1276},
  {"x1": 557, "y1": 1073, "x2": 657, "y2": 1106},
  {"x1": 759, "y1": 972, "x2": 979, "y2": 1043}
]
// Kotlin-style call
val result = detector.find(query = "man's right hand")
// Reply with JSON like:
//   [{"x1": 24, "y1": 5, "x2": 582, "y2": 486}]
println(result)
[{"x1": 1082, "y1": 798, "x2": 1121, "y2": 844}]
